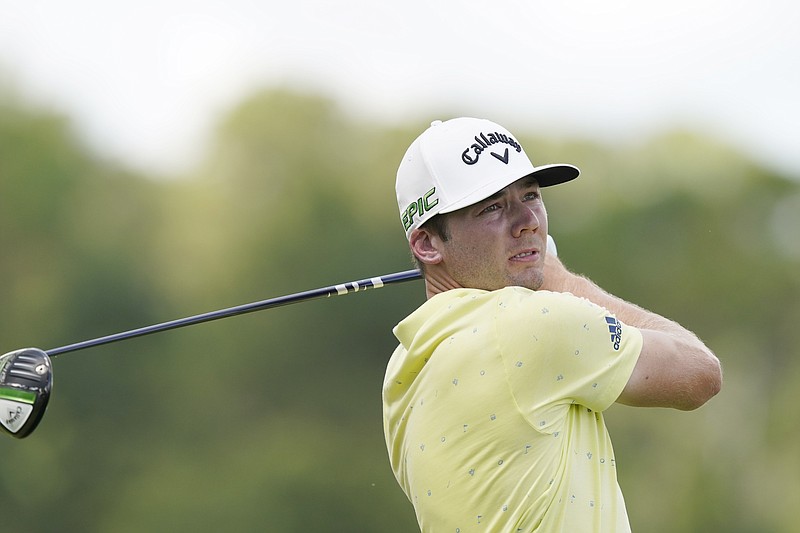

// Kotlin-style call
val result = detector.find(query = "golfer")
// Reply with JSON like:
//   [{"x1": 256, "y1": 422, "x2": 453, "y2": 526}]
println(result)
[{"x1": 383, "y1": 117, "x2": 722, "y2": 532}]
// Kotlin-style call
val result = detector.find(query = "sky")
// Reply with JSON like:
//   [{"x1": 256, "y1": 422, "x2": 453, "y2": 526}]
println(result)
[{"x1": 1, "y1": 0, "x2": 798, "y2": 178}]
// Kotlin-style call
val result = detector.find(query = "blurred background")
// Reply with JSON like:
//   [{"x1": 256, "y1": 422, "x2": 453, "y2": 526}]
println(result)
[{"x1": 1, "y1": 1, "x2": 799, "y2": 532}]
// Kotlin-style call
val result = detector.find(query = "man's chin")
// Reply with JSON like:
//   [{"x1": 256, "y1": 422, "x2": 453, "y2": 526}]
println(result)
[{"x1": 511, "y1": 271, "x2": 545, "y2": 291}]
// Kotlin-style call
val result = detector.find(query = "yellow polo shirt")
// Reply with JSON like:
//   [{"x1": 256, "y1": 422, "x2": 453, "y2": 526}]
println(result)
[{"x1": 383, "y1": 287, "x2": 642, "y2": 532}]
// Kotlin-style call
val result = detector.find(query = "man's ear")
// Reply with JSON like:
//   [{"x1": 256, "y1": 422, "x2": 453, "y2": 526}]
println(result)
[{"x1": 409, "y1": 228, "x2": 443, "y2": 266}]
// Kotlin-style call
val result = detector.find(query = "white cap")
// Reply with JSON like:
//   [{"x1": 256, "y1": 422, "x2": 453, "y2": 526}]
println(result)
[{"x1": 396, "y1": 117, "x2": 580, "y2": 239}]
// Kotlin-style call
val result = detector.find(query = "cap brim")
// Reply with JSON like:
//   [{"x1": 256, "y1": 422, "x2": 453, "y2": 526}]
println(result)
[
  {"x1": 528, "y1": 163, "x2": 580, "y2": 187},
  {"x1": 438, "y1": 163, "x2": 580, "y2": 214}
]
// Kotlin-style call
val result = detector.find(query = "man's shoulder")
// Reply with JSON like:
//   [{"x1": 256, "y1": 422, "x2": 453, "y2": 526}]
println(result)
[
  {"x1": 492, "y1": 285, "x2": 601, "y2": 310},
  {"x1": 413, "y1": 287, "x2": 605, "y2": 322},
  {"x1": 488, "y1": 287, "x2": 616, "y2": 337}
]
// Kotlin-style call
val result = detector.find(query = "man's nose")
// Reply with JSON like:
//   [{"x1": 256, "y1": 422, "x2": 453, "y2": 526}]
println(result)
[{"x1": 511, "y1": 201, "x2": 540, "y2": 237}]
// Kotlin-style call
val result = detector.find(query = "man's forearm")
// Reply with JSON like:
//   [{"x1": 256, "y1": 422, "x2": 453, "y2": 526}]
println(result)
[
  {"x1": 542, "y1": 255, "x2": 700, "y2": 340},
  {"x1": 542, "y1": 254, "x2": 721, "y2": 409}
]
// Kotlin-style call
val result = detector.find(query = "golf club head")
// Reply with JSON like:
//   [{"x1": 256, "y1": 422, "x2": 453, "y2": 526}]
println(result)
[{"x1": 0, "y1": 348, "x2": 52, "y2": 439}]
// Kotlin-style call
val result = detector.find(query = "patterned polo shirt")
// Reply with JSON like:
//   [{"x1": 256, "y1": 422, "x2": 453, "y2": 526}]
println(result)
[{"x1": 383, "y1": 287, "x2": 642, "y2": 532}]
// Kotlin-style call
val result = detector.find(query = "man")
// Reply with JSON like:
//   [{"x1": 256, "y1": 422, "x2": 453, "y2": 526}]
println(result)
[{"x1": 382, "y1": 117, "x2": 722, "y2": 532}]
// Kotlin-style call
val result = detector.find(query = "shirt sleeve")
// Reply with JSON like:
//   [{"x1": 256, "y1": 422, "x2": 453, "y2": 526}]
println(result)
[{"x1": 493, "y1": 288, "x2": 643, "y2": 432}]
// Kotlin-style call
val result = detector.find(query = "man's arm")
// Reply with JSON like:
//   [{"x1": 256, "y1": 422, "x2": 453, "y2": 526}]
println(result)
[{"x1": 541, "y1": 253, "x2": 722, "y2": 411}]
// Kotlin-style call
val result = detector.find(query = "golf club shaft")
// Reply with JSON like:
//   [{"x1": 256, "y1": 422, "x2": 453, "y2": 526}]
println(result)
[{"x1": 46, "y1": 269, "x2": 422, "y2": 358}]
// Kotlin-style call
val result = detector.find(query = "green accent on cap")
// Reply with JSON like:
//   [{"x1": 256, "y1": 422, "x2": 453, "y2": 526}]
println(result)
[{"x1": 0, "y1": 388, "x2": 36, "y2": 404}]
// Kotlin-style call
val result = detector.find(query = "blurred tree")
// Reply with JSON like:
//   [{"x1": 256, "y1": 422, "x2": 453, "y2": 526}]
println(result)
[
  {"x1": 0, "y1": 86, "x2": 798, "y2": 532},
  {"x1": 0, "y1": 90, "x2": 177, "y2": 531}
]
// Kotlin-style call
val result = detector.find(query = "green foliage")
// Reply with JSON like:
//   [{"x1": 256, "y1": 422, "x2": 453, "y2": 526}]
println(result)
[{"x1": 1, "y1": 87, "x2": 798, "y2": 532}]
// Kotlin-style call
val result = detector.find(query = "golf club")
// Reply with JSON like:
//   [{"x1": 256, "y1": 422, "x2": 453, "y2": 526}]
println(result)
[{"x1": 1, "y1": 269, "x2": 422, "y2": 439}]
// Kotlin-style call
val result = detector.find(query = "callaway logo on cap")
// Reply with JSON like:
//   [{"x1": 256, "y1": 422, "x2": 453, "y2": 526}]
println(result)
[{"x1": 396, "y1": 117, "x2": 580, "y2": 239}]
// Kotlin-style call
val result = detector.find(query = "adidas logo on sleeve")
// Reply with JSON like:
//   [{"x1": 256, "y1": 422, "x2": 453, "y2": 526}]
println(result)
[{"x1": 605, "y1": 316, "x2": 623, "y2": 351}]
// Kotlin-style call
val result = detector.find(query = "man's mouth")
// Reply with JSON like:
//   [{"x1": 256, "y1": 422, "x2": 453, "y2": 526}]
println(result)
[{"x1": 511, "y1": 250, "x2": 538, "y2": 260}]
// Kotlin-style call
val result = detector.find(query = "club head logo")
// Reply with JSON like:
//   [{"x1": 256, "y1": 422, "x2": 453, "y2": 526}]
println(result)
[
  {"x1": 0, "y1": 399, "x2": 33, "y2": 434},
  {"x1": 6, "y1": 405, "x2": 22, "y2": 425}
]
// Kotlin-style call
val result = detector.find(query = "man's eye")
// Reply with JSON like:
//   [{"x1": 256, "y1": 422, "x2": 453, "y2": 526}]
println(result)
[
  {"x1": 481, "y1": 204, "x2": 500, "y2": 214},
  {"x1": 524, "y1": 191, "x2": 541, "y2": 201}
]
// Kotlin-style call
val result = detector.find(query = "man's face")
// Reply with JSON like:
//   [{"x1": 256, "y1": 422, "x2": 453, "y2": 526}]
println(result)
[{"x1": 436, "y1": 175, "x2": 549, "y2": 291}]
